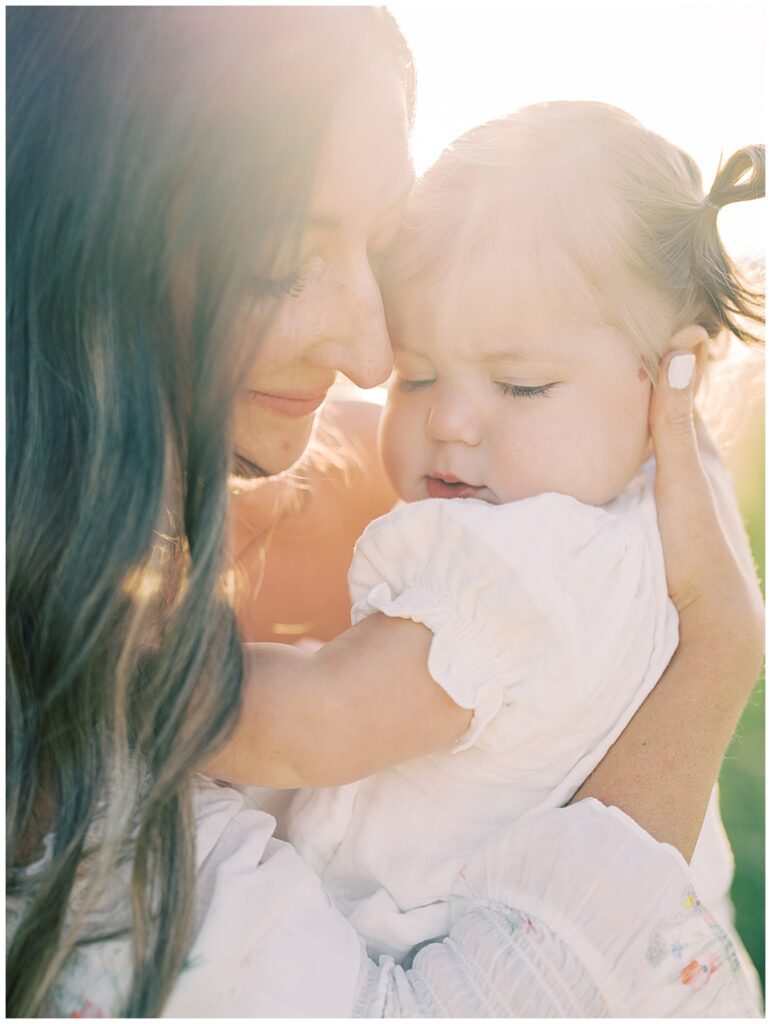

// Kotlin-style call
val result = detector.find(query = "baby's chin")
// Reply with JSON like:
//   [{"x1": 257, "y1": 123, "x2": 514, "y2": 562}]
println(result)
[{"x1": 472, "y1": 474, "x2": 643, "y2": 509}]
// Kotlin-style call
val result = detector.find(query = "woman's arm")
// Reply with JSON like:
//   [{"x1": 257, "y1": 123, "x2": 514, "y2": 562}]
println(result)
[{"x1": 572, "y1": 351, "x2": 764, "y2": 860}]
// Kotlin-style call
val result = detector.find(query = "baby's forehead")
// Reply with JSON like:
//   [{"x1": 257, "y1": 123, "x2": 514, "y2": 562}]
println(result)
[
  {"x1": 385, "y1": 220, "x2": 609, "y2": 343},
  {"x1": 388, "y1": 284, "x2": 621, "y2": 377}
]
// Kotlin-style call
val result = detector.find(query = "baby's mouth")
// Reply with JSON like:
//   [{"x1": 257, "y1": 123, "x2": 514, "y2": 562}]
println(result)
[{"x1": 425, "y1": 475, "x2": 485, "y2": 500}]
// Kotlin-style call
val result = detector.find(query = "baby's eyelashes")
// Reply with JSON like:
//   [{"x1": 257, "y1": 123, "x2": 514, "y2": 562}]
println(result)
[
  {"x1": 495, "y1": 381, "x2": 556, "y2": 399},
  {"x1": 392, "y1": 376, "x2": 557, "y2": 398},
  {"x1": 394, "y1": 376, "x2": 435, "y2": 392}
]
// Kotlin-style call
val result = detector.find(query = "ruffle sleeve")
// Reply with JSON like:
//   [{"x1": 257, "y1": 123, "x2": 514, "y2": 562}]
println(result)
[
  {"x1": 356, "y1": 799, "x2": 761, "y2": 1018},
  {"x1": 349, "y1": 494, "x2": 672, "y2": 755}
]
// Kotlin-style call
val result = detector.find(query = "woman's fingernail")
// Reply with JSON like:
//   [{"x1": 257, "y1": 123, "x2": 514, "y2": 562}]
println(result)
[{"x1": 667, "y1": 352, "x2": 696, "y2": 389}]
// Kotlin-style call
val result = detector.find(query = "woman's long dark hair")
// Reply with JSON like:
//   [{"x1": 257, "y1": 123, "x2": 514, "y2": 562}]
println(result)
[{"x1": 6, "y1": 7, "x2": 414, "y2": 1016}]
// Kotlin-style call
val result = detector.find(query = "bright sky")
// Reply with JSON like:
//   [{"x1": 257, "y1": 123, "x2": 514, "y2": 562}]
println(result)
[{"x1": 387, "y1": 1, "x2": 767, "y2": 257}]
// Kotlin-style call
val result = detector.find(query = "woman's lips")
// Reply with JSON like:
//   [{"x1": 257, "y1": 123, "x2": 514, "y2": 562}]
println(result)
[
  {"x1": 241, "y1": 388, "x2": 328, "y2": 419},
  {"x1": 425, "y1": 476, "x2": 485, "y2": 500}
]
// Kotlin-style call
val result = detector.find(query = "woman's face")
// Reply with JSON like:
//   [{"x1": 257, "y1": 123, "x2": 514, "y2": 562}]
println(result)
[{"x1": 233, "y1": 65, "x2": 413, "y2": 476}]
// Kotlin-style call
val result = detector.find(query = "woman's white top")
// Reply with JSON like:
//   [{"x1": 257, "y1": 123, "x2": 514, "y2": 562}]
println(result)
[
  {"x1": 25, "y1": 779, "x2": 760, "y2": 1017},
  {"x1": 285, "y1": 470, "x2": 738, "y2": 963}
]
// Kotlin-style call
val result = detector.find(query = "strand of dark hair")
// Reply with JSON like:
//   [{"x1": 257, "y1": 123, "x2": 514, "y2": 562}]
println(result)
[{"x1": 6, "y1": 6, "x2": 415, "y2": 1016}]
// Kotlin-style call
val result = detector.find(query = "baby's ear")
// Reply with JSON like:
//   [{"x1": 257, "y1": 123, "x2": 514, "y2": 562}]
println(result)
[
  {"x1": 671, "y1": 327, "x2": 708, "y2": 360},
  {"x1": 668, "y1": 324, "x2": 710, "y2": 376}
]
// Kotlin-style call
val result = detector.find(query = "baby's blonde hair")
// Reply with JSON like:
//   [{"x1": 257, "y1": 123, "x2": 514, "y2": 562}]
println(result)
[{"x1": 385, "y1": 101, "x2": 764, "y2": 374}]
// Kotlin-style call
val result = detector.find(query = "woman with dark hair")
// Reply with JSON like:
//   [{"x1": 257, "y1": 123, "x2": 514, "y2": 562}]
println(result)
[{"x1": 6, "y1": 6, "x2": 762, "y2": 1018}]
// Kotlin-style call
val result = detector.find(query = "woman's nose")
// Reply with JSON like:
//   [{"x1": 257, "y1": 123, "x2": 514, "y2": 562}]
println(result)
[
  {"x1": 308, "y1": 260, "x2": 393, "y2": 389},
  {"x1": 427, "y1": 389, "x2": 483, "y2": 447}
]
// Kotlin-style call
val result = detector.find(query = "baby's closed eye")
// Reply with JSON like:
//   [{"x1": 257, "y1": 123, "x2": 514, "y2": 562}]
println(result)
[
  {"x1": 394, "y1": 376, "x2": 435, "y2": 392},
  {"x1": 495, "y1": 381, "x2": 556, "y2": 399}
]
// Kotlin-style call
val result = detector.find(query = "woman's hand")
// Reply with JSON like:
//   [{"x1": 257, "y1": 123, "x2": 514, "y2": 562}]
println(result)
[
  {"x1": 571, "y1": 350, "x2": 764, "y2": 860},
  {"x1": 651, "y1": 351, "x2": 762, "y2": 617}
]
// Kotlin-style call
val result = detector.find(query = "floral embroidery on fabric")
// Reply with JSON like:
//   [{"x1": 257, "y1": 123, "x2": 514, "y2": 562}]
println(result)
[
  {"x1": 680, "y1": 955, "x2": 719, "y2": 991},
  {"x1": 647, "y1": 932, "x2": 668, "y2": 967},
  {"x1": 645, "y1": 884, "x2": 740, "y2": 994},
  {"x1": 69, "y1": 1001, "x2": 105, "y2": 1017},
  {"x1": 522, "y1": 915, "x2": 538, "y2": 937},
  {"x1": 496, "y1": 906, "x2": 543, "y2": 944}
]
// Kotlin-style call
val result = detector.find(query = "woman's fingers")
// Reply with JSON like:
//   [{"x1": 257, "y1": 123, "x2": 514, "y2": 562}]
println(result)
[
  {"x1": 576, "y1": 351, "x2": 762, "y2": 855},
  {"x1": 650, "y1": 348, "x2": 763, "y2": 672},
  {"x1": 649, "y1": 351, "x2": 724, "y2": 609},
  {"x1": 650, "y1": 352, "x2": 703, "y2": 491}
]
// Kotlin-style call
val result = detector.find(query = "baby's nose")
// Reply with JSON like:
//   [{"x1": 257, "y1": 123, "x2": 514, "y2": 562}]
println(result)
[{"x1": 426, "y1": 395, "x2": 483, "y2": 447}]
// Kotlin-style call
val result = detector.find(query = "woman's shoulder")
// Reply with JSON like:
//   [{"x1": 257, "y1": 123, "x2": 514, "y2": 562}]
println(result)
[{"x1": 233, "y1": 399, "x2": 398, "y2": 643}]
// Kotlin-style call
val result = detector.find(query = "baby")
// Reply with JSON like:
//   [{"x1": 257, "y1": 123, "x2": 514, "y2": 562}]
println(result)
[{"x1": 280, "y1": 103, "x2": 764, "y2": 963}]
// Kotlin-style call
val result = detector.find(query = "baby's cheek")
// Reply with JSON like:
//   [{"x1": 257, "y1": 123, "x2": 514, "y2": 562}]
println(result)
[
  {"x1": 603, "y1": 381, "x2": 652, "y2": 490},
  {"x1": 550, "y1": 377, "x2": 648, "y2": 504},
  {"x1": 378, "y1": 398, "x2": 415, "y2": 499}
]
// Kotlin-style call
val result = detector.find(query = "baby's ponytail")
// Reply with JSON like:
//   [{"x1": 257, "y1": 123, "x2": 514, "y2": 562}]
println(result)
[
  {"x1": 693, "y1": 144, "x2": 765, "y2": 344},
  {"x1": 707, "y1": 145, "x2": 764, "y2": 208}
]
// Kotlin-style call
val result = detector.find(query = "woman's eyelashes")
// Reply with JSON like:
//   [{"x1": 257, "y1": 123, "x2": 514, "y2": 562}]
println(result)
[
  {"x1": 250, "y1": 269, "x2": 308, "y2": 299},
  {"x1": 251, "y1": 239, "x2": 385, "y2": 299}
]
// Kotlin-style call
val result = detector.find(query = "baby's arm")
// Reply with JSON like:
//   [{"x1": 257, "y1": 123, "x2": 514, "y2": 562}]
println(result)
[{"x1": 202, "y1": 613, "x2": 473, "y2": 788}]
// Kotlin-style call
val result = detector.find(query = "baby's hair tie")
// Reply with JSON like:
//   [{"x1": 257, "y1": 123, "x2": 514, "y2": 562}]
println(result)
[{"x1": 703, "y1": 195, "x2": 719, "y2": 212}]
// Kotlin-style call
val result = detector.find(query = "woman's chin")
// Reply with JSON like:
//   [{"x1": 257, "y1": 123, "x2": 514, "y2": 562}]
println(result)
[
  {"x1": 233, "y1": 420, "x2": 315, "y2": 478},
  {"x1": 232, "y1": 397, "x2": 319, "y2": 478}
]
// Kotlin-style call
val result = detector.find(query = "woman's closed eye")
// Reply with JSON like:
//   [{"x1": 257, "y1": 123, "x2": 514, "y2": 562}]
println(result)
[
  {"x1": 496, "y1": 381, "x2": 555, "y2": 399},
  {"x1": 250, "y1": 269, "x2": 308, "y2": 300}
]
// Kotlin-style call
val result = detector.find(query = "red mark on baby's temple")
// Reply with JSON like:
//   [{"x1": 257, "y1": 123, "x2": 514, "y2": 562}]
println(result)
[{"x1": 638, "y1": 367, "x2": 649, "y2": 382}]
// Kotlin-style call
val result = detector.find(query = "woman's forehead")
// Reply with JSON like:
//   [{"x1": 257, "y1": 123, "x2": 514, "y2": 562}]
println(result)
[{"x1": 309, "y1": 65, "x2": 413, "y2": 227}]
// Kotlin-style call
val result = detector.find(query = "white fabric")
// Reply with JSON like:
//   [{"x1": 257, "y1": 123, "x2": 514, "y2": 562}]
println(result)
[
  {"x1": 285, "y1": 469, "x2": 737, "y2": 964},
  {"x1": 24, "y1": 781, "x2": 760, "y2": 1017}
]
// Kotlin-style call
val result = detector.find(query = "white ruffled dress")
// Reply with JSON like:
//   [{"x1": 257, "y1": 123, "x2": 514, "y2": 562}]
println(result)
[
  {"x1": 26, "y1": 778, "x2": 760, "y2": 1017},
  {"x1": 285, "y1": 471, "x2": 743, "y2": 968}
]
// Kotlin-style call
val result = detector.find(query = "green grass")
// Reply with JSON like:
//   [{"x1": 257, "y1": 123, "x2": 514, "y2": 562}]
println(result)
[
  {"x1": 718, "y1": 421, "x2": 764, "y2": 987},
  {"x1": 720, "y1": 678, "x2": 765, "y2": 983}
]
